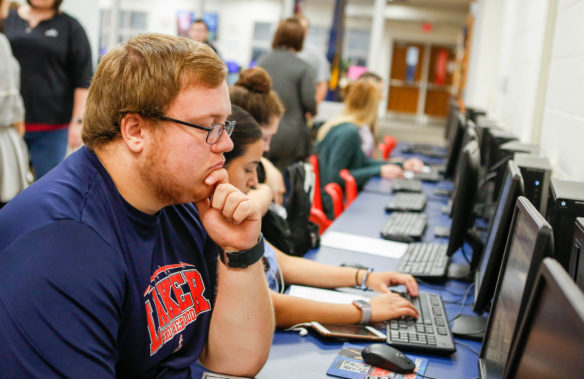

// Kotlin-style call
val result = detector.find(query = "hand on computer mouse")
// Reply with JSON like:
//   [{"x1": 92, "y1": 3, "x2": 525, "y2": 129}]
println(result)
[
  {"x1": 369, "y1": 292, "x2": 419, "y2": 322},
  {"x1": 361, "y1": 343, "x2": 416, "y2": 373},
  {"x1": 380, "y1": 164, "x2": 404, "y2": 179},
  {"x1": 402, "y1": 158, "x2": 424, "y2": 173},
  {"x1": 365, "y1": 272, "x2": 418, "y2": 297}
]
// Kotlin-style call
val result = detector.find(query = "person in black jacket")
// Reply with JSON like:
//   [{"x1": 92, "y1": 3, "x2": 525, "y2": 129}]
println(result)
[{"x1": 4, "y1": 0, "x2": 92, "y2": 179}]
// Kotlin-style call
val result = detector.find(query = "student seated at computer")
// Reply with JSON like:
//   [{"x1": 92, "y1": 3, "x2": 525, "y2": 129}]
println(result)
[
  {"x1": 229, "y1": 67, "x2": 286, "y2": 211},
  {"x1": 316, "y1": 78, "x2": 424, "y2": 218},
  {"x1": 225, "y1": 105, "x2": 419, "y2": 327}
]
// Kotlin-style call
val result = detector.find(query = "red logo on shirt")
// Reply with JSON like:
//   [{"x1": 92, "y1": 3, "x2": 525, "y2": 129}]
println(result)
[{"x1": 144, "y1": 263, "x2": 211, "y2": 355}]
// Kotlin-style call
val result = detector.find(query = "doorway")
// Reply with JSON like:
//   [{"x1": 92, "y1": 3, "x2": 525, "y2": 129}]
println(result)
[{"x1": 387, "y1": 41, "x2": 455, "y2": 120}]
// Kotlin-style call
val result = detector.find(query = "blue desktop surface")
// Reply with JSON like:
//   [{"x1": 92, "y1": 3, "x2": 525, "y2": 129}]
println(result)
[{"x1": 258, "y1": 177, "x2": 482, "y2": 378}]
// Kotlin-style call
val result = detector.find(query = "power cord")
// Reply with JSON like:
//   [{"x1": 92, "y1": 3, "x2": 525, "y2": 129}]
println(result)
[
  {"x1": 448, "y1": 283, "x2": 475, "y2": 323},
  {"x1": 455, "y1": 341, "x2": 480, "y2": 356},
  {"x1": 461, "y1": 245, "x2": 472, "y2": 265},
  {"x1": 367, "y1": 374, "x2": 440, "y2": 379},
  {"x1": 284, "y1": 322, "x2": 313, "y2": 337}
]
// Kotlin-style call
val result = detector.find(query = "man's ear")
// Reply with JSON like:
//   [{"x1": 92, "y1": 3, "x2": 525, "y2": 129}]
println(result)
[{"x1": 119, "y1": 113, "x2": 147, "y2": 153}]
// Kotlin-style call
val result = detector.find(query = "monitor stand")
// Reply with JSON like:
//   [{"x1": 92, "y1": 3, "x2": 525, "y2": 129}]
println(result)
[
  {"x1": 447, "y1": 229, "x2": 484, "y2": 282},
  {"x1": 451, "y1": 315, "x2": 487, "y2": 341},
  {"x1": 447, "y1": 263, "x2": 473, "y2": 282}
]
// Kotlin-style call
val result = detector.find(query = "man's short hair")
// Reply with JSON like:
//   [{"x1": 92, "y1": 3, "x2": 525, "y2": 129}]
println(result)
[
  {"x1": 83, "y1": 33, "x2": 226, "y2": 149},
  {"x1": 191, "y1": 18, "x2": 209, "y2": 30},
  {"x1": 271, "y1": 18, "x2": 304, "y2": 52}
]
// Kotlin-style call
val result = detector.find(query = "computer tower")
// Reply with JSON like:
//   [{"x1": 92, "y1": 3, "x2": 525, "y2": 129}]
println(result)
[
  {"x1": 546, "y1": 178, "x2": 584, "y2": 271},
  {"x1": 492, "y1": 142, "x2": 539, "y2": 201},
  {"x1": 515, "y1": 154, "x2": 552, "y2": 217}
]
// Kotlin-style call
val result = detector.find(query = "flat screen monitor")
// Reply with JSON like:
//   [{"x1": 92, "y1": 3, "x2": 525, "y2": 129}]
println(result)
[
  {"x1": 478, "y1": 196, "x2": 554, "y2": 379},
  {"x1": 473, "y1": 160, "x2": 524, "y2": 314},
  {"x1": 444, "y1": 113, "x2": 466, "y2": 179},
  {"x1": 503, "y1": 258, "x2": 584, "y2": 378},
  {"x1": 444, "y1": 98, "x2": 460, "y2": 139},
  {"x1": 570, "y1": 217, "x2": 584, "y2": 290},
  {"x1": 452, "y1": 120, "x2": 478, "y2": 185},
  {"x1": 446, "y1": 139, "x2": 480, "y2": 256}
]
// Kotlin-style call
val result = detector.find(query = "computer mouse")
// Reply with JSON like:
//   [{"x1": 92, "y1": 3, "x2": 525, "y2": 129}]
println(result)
[
  {"x1": 361, "y1": 343, "x2": 416, "y2": 374},
  {"x1": 383, "y1": 234, "x2": 415, "y2": 243}
]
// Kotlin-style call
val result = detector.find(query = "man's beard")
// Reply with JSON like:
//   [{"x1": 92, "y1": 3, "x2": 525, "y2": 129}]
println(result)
[{"x1": 137, "y1": 133, "x2": 202, "y2": 207}]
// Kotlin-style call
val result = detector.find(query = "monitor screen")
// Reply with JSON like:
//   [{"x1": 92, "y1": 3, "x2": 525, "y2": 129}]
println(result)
[
  {"x1": 478, "y1": 197, "x2": 553, "y2": 379},
  {"x1": 571, "y1": 217, "x2": 584, "y2": 290},
  {"x1": 446, "y1": 139, "x2": 480, "y2": 256},
  {"x1": 504, "y1": 258, "x2": 584, "y2": 378},
  {"x1": 474, "y1": 160, "x2": 524, "y2": 314}
]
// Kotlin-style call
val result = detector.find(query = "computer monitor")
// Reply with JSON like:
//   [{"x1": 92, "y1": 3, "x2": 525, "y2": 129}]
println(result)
[
  {"x1": 444, "y1": 98, "x2": 460, "y2": 139},
  {"x1": 444, "y1": 113, "x2": 466, "y2": 179},
  {"x1": 503, "y1": 258, "x2": 584, "y2": 378},
  {"x1": 478, "y1": 196, "x2": 554, "y2": 379},
  {"x1": 473, "y1": 160, "x2": 525, "y2": 314},
  {"x1": 446, "y1": 139, "x2": 480, "y2": 257},
  {"x1": 570, "y1": 217, "x2": 584, "y2": 290}
]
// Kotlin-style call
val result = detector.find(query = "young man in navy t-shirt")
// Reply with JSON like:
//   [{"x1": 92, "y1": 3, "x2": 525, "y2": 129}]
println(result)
[{"x1": 0, "y1": 33, "x2": 274, "y2": 377}]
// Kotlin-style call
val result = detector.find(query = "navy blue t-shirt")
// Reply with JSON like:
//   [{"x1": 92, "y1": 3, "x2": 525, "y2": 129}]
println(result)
[{"x1": 0, "y1": 147, "x2": 219, "y2": 377}]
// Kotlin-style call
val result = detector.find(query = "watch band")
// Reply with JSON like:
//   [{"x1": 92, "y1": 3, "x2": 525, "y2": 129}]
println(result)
[
  {"x1": 352, "y1": 299, "x2": 372, "y2": 325},
  {"x1": 359, "y1": 267, "x2": 374, "y2": 290},
  {"x1": 220, "y1": 233, "x2": 264, "y2": 268}
]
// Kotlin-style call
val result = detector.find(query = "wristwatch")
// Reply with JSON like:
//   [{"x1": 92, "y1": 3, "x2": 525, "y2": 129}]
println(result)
[
  {"x1": 352, "y1": 299, "x2": 372, "y2": 325},
  {"x1": 219, "y1": 233, "x2": 264, "y2": 268}
]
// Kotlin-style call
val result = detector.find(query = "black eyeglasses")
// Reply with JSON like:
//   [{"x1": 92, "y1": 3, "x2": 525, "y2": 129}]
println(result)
[{"x1": 157, "y1": 115, "x2": 236, "y2": 145}]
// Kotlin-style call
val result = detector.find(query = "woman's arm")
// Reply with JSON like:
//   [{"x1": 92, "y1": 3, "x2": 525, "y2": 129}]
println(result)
[
  {"x1": 272, "y1": 291, "x2": 418, "y2": 328},
  {"x1": 275, "y1": 248, "x2": 361, "y2": 288},
  {"x1": 274, "y1": 248, "x2": 418, "y2": 295}
]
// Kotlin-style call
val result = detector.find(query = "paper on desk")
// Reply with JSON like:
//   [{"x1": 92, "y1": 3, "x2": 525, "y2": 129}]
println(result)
[
  {"x1": 320, "y1": 231, "x2": 407, "y2": 259},
  {"x1": 288, "y1": 285, "x2": 370, "y2": 304}
]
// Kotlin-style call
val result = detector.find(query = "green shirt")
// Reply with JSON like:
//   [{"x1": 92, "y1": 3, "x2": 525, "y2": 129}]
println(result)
[{"x1": 316, "y1": 122, "x2": 385, "y2": 218}]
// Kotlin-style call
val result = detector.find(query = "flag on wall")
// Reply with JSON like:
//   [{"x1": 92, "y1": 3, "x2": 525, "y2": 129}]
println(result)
[{"x1": 326, "y1": 0, "x2": 347, "y2": 101}]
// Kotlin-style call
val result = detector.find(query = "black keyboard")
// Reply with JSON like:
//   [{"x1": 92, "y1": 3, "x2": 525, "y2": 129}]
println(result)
[
  {"x1": 413, "y1": 168, "x2": 443, "y2": 183},
  {"x1": 385, "y1": 193, "x2": 427, "y2": 212},
  {"x1": 397, "y1": 243, "x2": 449, "y2": 278},
  {"x1": 391, "y1": 179, "x2": 423, "y2": 193},
  {"x1": 403, "y1": 145, "x2": 446, "y2": 159},
  {"x1": 380, "y1": 212, "x2": 428, "y2": 241},
  {"x1": 386, "y1": 292, "x2": 456, "y2": 355}
]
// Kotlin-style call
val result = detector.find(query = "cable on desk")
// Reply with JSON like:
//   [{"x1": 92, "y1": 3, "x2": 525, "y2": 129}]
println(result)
[
  {"x1": 368, "y1": 374, "x2": 440, "y2": 379},
  {"x1": 455, "y1": 341, "x2": 480, "y2": 356},
  {"x1": 448, "y1": 283, "x2": 475, "y2": 323},
  {"x1": 461, "y1": 245, "x2": 472, "y2": 265},
  {"x1": 284, "y1": 322, "x2": 313, "y2": 337}
]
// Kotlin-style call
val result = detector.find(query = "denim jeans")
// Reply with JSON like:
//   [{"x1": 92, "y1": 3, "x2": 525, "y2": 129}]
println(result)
[{"x1": 24, "y1": 128, "x2": 68, "y2": 179}]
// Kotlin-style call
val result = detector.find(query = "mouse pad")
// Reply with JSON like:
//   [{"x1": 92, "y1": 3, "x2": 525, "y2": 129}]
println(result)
[{"x1": 326, "y1": 343, "x2": 428, "y2": 379}]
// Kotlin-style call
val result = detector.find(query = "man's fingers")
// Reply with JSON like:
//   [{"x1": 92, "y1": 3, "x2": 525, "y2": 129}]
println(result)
[
  {"x1": 222, "y1": 192, "x2": 247, "y2": 223},
  {"x1": 204, "y1": 168, "x2": 229, "y2": 187}
]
